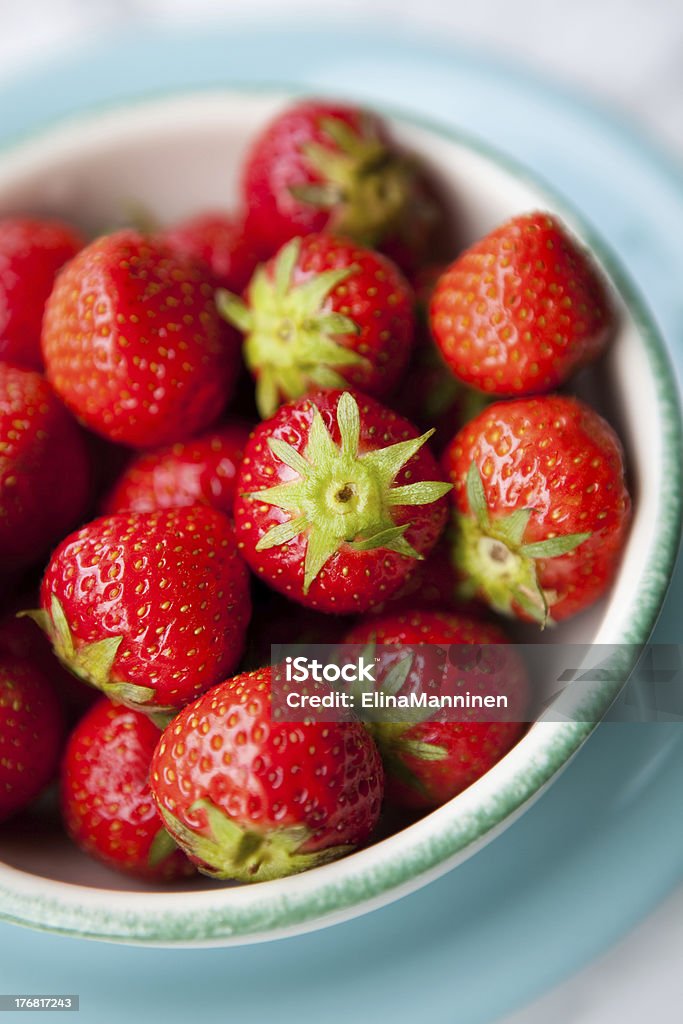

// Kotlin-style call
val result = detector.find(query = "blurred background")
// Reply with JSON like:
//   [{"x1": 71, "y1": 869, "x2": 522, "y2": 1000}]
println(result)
[
  {"x1": 1, "y1": 0, "x2": 682, "y2": 157},
  {"x1": 1, "y1": 1, "x2": 682, "y2": 1022}
]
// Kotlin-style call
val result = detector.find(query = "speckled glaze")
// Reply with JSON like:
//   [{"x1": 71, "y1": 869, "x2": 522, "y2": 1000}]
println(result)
[{"x1": 0, "y1": 91, "x2": 680, "y2": 946}]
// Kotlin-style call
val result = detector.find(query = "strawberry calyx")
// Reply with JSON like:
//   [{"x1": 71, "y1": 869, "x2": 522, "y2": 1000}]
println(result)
[
  {"x1": 159, "y1": 799, "x2": 352, "y2": 882},
  {"x1": 217, "y1": 238, "x2": 367, "y2": 417},
  {"x1": 368, "y1": 722, "x2": 446, "y2": 800},
  {"x1": 452, "y1": 463, "x2": 591, "y2": 626},
  {"x1": 289, "y1": 115, "x2": 415, "y2": 248},
  {"x1": 246, "y1": 391, "x2": 452, "y2": 594},
  {"x1": 147, "y1": 827, "x2": 179, "y2": 868},
  {"x1": 21, "y1": 597, "x2": 175, "y2": 715}
]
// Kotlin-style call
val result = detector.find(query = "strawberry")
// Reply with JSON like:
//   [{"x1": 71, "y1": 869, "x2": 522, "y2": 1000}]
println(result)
[
  {"x1": 443, "y1": 395, "x2": 631, "y2": 623},
  {"x1": 344, "y1": 609, "x2": 529, "y2": 809},
  {"x1": 0, "y1": 654, "x2": 64, "y2": 822},
  {"x1": 160, "y1": 210, "x2": 260, "y2": 293},
  {"x1": 101, "y1": 420, "x2": 251, "y2": 515},
  {"x1": 429, "y1": 212, "x2": 614, "y2": 395},
  {"x1": 242, "y1": 100, "x2": 439, "y2": 273},
  {"x1": 32, "y1": 506, "x2": 251, "y2": 715},
  {"x1": 218, "y1": 234, "x2": 415, "y2": 418},
  {"x1": 61, "y1": 698, "x2": 195, "y2": 881},
  {"x1": 0, "y1": 216, "x2": 84, "y2": 370},
  {"x1": 234, "y1": 389, "x2": 451, "y2": 613},
  {"x1": 0, "y1": 363, "x2": 91, "y2": 572},
  {"x1": 41, "y1": 230, "x2": 240, "y2": 448},
  {"x1": 150, "y1": 666, "x2": 384, "y2": 881}
]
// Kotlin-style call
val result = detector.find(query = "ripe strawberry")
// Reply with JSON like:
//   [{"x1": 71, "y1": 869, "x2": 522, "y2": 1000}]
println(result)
[
  {"x1": 150, "y1": 666, "x2": 384, "y2": 881},
  {"x1": 61, "y1": 698, "x2": 195, "y2": 881},
  {"x1": 242, "y1": 100, "x2": 439, "y2": 273},
  {"x1": 218, "y1": 234, "x2": 415, "y2": 418},
  {"x1": 429, "y1": 212, "x2": 614, "y2": 395},
  {"x1": 160, "y1": 210, "x2": 260, "y2": 293},
  {"x1": 102, "y1": 420, "x2": 251, "y2": 515},
  {"x1": 41, "y1": 230, "x2": 240, "y2": 448},
  {"x1": 32, "y1": 506, "x2": 251, "y2": 714},
  {"x1": 0, "y1": 216, "x2": 84, "y2": 370},
  {"x1": 234, "y1": 389, "x2": 451, "y2": 613},
  {"x1": 0, "y1": 654, "x2": 64, "y2": 822},
  {"x1": 344, "y1": 609, "x2": 529, "y2": 809},
  {"x1": 443, "y1": 395, "x2": 631, "y2": 623},
  {"x1": 0, "y1": 363, "x2": 91, "y2": 572}
]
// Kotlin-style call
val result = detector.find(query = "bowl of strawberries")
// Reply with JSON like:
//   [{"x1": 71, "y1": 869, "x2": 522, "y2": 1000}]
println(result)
[{"x1": 0, "y1": 90, "x2": 679, "y2": 946}]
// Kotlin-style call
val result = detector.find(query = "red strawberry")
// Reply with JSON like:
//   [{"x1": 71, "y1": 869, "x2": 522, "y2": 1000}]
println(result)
[
  {"x1": 41, "y1": 230, "x2": 240, "y2": 448},
  {"x1": 150, "y1": 666, "x2": 384, "y2": 880},
  {"x1": 102, "y1": 420, "x2": 251, "y2": 515},
  {"x1": 218, "y1": 233, "x2": 415, "y2": 418},
  {"x1": 61, "y1": 698, "x2": 195, "y2": 881},
  {"x1": 33, "y1": 506, "x2": 251, "y2": 714},
  {"x1": 443, "y1": 395, "x2": 631, "y2": 623},
  {"x1": 429, "y1": 212, "x2": 614, "y2": 395},
  {"x1": 234, "y1": 389, "x2": 451, "y2": 613},
  {"x1": 160, "y1": 210, "x2": 260, "y2": 293},
  {"x1": 0, "y1": 217, "x2": 83, "y2": 370},
  {"x1": 0, "y1": 363, "x2": 91, "y2": 572},
  {"x1": 242, "y1": 100, "x2": 439, "y2": 273},
  {"x1": 344, "y1": 609, "x2": 529, "y2": 809},
  {"x1": 0, "y1": 655, "x2": 64, "y2": 822}
]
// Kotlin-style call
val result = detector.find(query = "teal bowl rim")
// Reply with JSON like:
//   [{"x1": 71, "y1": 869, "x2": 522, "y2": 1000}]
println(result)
[{"x1": 0, "y1": 86, "x2": 681, "y2": 945}]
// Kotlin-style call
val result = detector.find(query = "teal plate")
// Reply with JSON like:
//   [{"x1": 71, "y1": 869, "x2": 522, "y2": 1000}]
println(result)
[{"x1": 0, "y1": 26, "x2": 682, "y2": 1023}]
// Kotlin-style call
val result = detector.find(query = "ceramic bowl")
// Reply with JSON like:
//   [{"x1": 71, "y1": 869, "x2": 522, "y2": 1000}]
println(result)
[{"x1": 0, "y1": 90, "x2": 680, "y2": 947}]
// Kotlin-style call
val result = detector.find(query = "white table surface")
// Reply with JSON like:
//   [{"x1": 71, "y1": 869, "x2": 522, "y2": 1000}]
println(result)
[{"x1": 0, "y1": 2, "x2": 682, "y2": 1021}]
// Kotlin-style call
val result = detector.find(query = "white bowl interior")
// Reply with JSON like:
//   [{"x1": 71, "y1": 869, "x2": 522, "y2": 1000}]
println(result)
[{"x1": 0, "y1": 92, "x2": 672, "y2": 938}]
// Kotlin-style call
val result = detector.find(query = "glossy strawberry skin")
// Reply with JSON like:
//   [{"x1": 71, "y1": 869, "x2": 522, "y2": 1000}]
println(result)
[
  {"x1": 151, "y1": 667, "x2": 384, "y2": 879},
  {"x1": 101, "y1": 420, "x2": 251, "y2": 515},
  {"x1": 39, "y1": 506, "x2": 251, "y2": 711},
  {"x1": 345, "y1": 610, "x2": 529, "y2": 810},
  {"x1": 0, "y1": 364, "x2": 91, "y2": 572},
  {"x1": 61, "y1": 698, "x2": 195, "y2": 881},
  {"x1": 0, "y1": 655, "x2": 64, "y2": 822},
  {"x1": 160, "y1": 211, "x2": 260, "y2": 293},
  {"x1": 234, "y1": 390, "x2": 449, "y2": 613},
  {"x1": 444, "y1": 395, "x2": 631, "y2": 621},
  {"x1": 41, "y1": 230, "x2": 240, "y2": 448},
  {"x1": 244, "y1": 233, "x2": 415, "y2": 401},
  {"x1": 0, "y1": 217, "x2": 84, "y2": 370},
  {"x1": 242, "y1": 100, "x2": 438, "y2": 273},
  {"x1": 430, "y1": 212, "x2": 614, "y2": 396}
]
